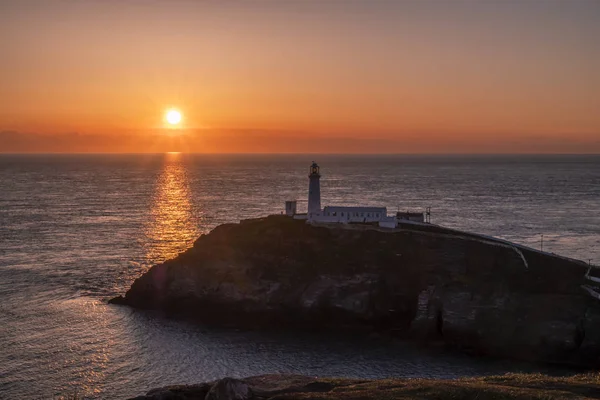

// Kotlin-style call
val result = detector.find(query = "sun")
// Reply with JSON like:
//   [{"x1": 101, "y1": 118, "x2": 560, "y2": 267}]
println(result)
[{"x1": 165, "y1": 109, "x2": 182, "y2": 125}]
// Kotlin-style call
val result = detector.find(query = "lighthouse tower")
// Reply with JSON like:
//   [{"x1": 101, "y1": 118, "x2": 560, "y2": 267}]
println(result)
[{"x1": 308, "y1": 161, "x2": 321, "y2": 217}]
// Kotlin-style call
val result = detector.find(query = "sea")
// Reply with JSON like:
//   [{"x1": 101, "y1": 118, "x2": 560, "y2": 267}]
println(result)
[{"x1": 0, "y1": 153, "x2": 599, "y2": 399}]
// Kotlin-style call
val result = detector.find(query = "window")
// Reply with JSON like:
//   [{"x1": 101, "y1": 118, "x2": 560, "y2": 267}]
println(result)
[
  {"x1": 341, "y1": 212, "x2": 344, "y2": 216},
  {"x1": 361, "y1": 213, "x2": 364, "y2": 217},
  {"x1": 333, "y1": 212, "x2": 337, "y2": 216}
]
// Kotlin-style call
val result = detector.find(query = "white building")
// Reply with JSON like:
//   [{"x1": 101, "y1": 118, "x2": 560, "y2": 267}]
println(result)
[
  {"x1": 320, "y1": 206, "x2": 386, "y2": 223},
  {"x1": 285, "y1": 162, "x2": 424, "y2": 228}
]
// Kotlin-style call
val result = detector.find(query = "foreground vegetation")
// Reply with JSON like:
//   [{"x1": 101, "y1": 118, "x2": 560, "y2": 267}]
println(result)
[
  {"x1": 293, "y1": 373, "x2": 600, "y2": 400},
  {"x1": 130, "y1": 372, "x2": 600, "y2": 400}
]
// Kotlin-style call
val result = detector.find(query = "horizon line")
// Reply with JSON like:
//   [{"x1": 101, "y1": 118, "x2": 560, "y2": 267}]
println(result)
[{"x1": 1, "y1": 152, "x2": 599, "y2": 156}]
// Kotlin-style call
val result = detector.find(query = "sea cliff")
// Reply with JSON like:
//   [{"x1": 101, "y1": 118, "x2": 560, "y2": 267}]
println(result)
[{"x1": 111, "y1": 215, "x2": 600, "y2": 366}]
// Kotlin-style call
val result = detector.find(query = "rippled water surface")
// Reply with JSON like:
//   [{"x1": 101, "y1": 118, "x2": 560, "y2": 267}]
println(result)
[{"x1": 1, "y1": 154, "x2": 599, "y2": 399}]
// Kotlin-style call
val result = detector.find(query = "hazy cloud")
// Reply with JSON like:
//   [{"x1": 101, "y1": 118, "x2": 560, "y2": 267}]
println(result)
[{"x1": 2, "y1": 130, "x2": 598, "y2": 154}]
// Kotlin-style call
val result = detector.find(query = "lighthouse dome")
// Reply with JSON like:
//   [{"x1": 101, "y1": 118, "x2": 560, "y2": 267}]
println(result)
[{"x1": 309, "y1": 161, "x2": 320, "y2": 177}]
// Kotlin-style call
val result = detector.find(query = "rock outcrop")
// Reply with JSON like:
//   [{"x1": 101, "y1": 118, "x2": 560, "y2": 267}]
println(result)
[
  {"x1": 128, "y1": 374, "x2": 600, "y2": 400},
  {"x1": 111, "y1": 215, "x2": 600, "y2": 366}
]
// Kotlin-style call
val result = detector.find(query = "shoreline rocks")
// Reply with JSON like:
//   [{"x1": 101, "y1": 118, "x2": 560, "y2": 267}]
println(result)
[{"x1": 111, "y1": 215, "x2": 600, "y2": 367}]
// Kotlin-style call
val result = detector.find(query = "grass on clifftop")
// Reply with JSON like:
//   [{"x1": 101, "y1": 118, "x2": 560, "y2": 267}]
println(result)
[{"x1": 271, "y1": 373, "x2": 600, "y2": 400}]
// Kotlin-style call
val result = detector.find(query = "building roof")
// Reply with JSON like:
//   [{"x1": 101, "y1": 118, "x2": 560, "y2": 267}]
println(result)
[{"x1": 323, "y1": 206, "x2": 386, "y2": 212}]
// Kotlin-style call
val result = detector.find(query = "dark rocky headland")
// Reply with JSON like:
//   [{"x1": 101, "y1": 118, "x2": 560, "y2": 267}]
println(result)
[{"x1": 111, "y1": 215, "x2": 600, "y2": 367}]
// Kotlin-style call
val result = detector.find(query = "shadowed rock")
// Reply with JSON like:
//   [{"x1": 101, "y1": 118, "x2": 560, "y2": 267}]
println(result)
[
  {"x1": 205, "y1": 378, "x2": 250, "y2": 400},
  {"x1": 112, "y1": 215, "x2": 600, "y2": 366},
  {"x1": 127, "y1": 374, "x2": 600, "y2": 400},
  {"x1": 129, "y1": 382, "x2": 213, "y2": 399}
]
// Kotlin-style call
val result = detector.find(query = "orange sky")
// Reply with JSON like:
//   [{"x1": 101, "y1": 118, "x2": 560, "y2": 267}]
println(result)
[{"x1": 1, "y1": 1, "x2": 599, "y2": 153}]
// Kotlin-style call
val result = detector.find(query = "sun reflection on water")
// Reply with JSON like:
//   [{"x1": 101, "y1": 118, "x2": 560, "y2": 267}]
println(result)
[{"x1": 144, "y1": 153, "x2": 200, "y2": 264}]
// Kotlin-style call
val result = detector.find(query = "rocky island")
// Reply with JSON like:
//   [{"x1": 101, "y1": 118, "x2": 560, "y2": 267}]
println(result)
[{"x1": 111, "y1": 215, "x2": 600, "y2": 367}]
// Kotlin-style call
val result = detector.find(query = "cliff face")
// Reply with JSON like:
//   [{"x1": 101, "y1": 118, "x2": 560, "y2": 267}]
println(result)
[{"x1": 111, "y1": 215, "x2": 600, "y2": 366}]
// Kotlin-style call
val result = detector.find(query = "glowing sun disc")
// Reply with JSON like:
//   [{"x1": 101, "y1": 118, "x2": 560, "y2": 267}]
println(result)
[{"x1": 165, "y1": 110, "x2": 182, "y2": 125}]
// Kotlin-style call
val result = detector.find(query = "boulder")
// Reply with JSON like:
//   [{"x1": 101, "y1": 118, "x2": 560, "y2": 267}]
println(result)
[
  {"x1": 128, "y1": 382, "x2": 212, "y2": 400},
  {"x1": 205, "y1": 378, "x2": 250, "y2": 400}
]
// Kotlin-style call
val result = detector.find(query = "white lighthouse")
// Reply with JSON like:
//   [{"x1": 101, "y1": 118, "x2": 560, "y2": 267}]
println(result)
[
  {"x1": 283, "y1": 162, "x2": 423, "y2": 227},
  {"x1": 308, "y1": 161, "x2": 321, "y2": 217}
]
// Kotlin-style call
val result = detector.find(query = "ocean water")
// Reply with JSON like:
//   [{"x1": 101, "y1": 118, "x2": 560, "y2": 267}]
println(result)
[{"x1": 0, "y1": 153, "x2": 598, "y2": 399}]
